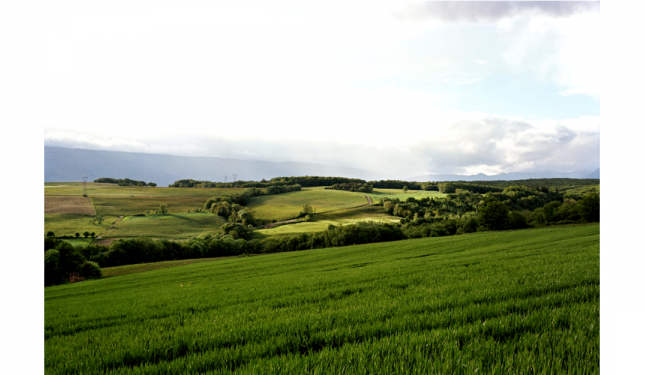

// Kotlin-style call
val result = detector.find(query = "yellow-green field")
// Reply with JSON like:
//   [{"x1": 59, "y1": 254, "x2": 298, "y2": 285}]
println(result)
[
  {"x1": 368, "y1": 188, "x2": 447, "y2": 202},
  {"x1": 254, "y1": 206, "x2": 400, "y2": 238},
  {"x1": 246, "y1": 188, "x2": 369, "y2": 222},
  {"x1": 45, "y1": 214, "x2": 119, "y2": 237},
  {"x1": 102, "y1": 212, "x2": 226, "y2": 240},
  {"x1": 60, "y1": 237, "x2": 95, "y2": 248},
  {"x1": 92, "y1": 195, "x2": 213, "y2": 216},
  {"x1": 45, "y1": 182, "x2": 240, "y2": 197}
]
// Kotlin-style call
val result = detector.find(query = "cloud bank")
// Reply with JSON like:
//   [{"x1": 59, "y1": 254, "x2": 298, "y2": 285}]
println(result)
[
  {"x1": 45, "y1": 113, "x2": 599, "y2": 179},
  {"x1": 406, "y1": 1, "x2": 599, "y2": 22}
]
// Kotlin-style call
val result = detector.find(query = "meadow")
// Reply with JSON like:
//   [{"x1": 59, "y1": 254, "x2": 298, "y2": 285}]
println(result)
[
  {"x1": 254, "y1": 206, "x2": 400, "y2": 238},
  {"x1": 92, "y1": 195, "x2": 214, "y2": 216},
  {"x1": 246, "y1": 188, "x2": 368, "y2": 222},
  {"x1": 102, "y1": 212, "x2": 227, "y2": 240},
  {"x1": 45, "y1": 224, "x2": 599, "y2": 374},
  {"x1": 44, "y1": 213, "x2": 119, "y2": 237},
  {"x1": 45, "y1": 182, "x2": 240, "y2": 197},
  {"x1": 368, "y1": 188, "x2": 448, "y2": 202}
]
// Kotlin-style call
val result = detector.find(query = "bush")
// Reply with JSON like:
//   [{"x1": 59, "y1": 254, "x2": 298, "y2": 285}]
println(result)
[
  {"x1": 45, "y1": 250, "x2": 61, "y2": 285},
  {"x1": 46, "y1": 231, "x2": 55, "y2": 237},
  {"x1": 75, "y1": 233, "x2": 80, "y2": 238},
  {"x1": 81, "y1": 261, "x2": 102, "y2": 279}
]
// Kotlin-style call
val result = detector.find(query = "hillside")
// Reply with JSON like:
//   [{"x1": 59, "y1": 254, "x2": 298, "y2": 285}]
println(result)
[
  {"x1": 45, "y1": 147, "x2": 390, "y2": 186},
  {"x1": 45, "y1": 224, "x2": 599, "y2": 374}
]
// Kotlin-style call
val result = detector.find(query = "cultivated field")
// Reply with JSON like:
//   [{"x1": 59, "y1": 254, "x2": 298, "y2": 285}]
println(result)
[
  {"x1": 44, "y1": 214, "x2": 120, "y2": 237},
  {"x1": 45, "y1": 183, "x2": 240, "y2": 197},
  {"x1": 45, "y1": 196, "x2": 96, "y2": 215},
  {"x1": 368, "y1": 188, "x2": 448, "y2": 202},
  {"x1": 254, "y1": 206, "x2": 400, "y2": 238},
  {"x1": 246, "y1": 188, "x2": 369, "y2": 222},
  {"x1": 92, "y1": 195, "x2": 214, "y2": 216},
  {"x1": 102, "y1": 212, "x2": 227, "y2": 240},
  {"x1": 45, "y1": 224, "x2": 599, "y2": 374}
]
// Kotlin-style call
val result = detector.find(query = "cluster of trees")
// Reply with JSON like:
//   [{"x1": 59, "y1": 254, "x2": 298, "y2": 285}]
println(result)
[
  {"x1": 94, "y1": 177, "x2": 156, "y2": 187},
  {"x1": 46, "y1": 231, "x2": 96, "y2": 238},
  {"x1": 324, "y1": 183, "x2": 373, "y2": 193},
  {"x1": 170, "y1": 177, "x2": 365, "y2": 189},
  {"x1": 436, "y1": 182, "x2": 503, "y2": 194},
  {"x1": 368, "y1": 180, "x2": 424, "y2": 190},
  {"x1": 377, "y1": 185, "x2": 600, "y2": 239},
  {"x1": 76, "y1": 221, "x2": 405, "y2": 268},
  {"x1": 145, "y1": 204, "x2": 169, "y2": 216},
  {"x1": 45, "y1": 237, "x2": 102, "y2": 286},
  {"x1": 459, "y1": 178, "x2": 600, "y2": 192}
]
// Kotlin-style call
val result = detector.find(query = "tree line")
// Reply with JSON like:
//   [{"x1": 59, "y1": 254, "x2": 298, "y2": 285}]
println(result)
[
  {"x1": 94, "y1": 177, "x2": 157, "y2": 187},
  {"x1": 324, "y1": 183, "x2": 373, "y2": 193},
  {"x1": 170, "y1": 176, "x2": 366, "y2": 188},
  {"x1": 69, "y1": 221, "x2": 405, "y2": 269},
  {"x1": 377, "y1": 185, "x2": 600, "y2": 239},
  {"x1": 45, "y1": 236, "x2": 103, "y2": 286}
]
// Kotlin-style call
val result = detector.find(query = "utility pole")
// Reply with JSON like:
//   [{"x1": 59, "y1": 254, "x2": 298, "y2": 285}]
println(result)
[
  {"x1": 232, "y1": 174, "x2": 237, "y2": 188},
  {"x1": 82, "y1": 176, "x2": 88, "y2": 196}
]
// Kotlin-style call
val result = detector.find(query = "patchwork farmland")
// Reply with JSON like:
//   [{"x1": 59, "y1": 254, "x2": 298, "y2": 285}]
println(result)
[{"x1": 44, "y1": 196, "x2": 96, "y2": 215}]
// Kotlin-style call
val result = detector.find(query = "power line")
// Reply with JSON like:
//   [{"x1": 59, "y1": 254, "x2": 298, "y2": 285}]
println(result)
[
  {"x1": 82, "y1": 176, "x2": 88, "y2": 196},
  {"x1": 232, "y1": 174, "x2": 237, "y2": 188}
]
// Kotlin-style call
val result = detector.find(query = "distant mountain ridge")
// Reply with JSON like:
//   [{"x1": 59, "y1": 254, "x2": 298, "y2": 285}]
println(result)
[
  {"x1": 407, "y1": 168, "x2": 600, "y2": 182},
  {"x1": 45, "y1": 147, "x2": 391, "y2": 186}
]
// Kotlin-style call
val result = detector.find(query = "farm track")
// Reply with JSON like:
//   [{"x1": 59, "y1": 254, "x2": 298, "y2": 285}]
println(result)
[
  {"x1": 263, "y1": 195, "x2": 373, "y2": 229},
  {"x1": 96, "y1": 216, "x2": 124, "y2": 241}
]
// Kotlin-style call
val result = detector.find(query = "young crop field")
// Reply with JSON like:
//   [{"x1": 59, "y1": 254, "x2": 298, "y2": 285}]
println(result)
[
  {"x1": 45, "y1": 183, "x2": 241, "y2": 197},
  {"x1": 92, "y1": 195, "x2": 215, "y2": 216},
  {"x1": 44, "y1": 196, "x2": 96, "y2": 215},
  {"x1": 255, "y1": 206, "x2": 400, "y2": 238},
  {"x1": 60, "y1": 237, "x2": 95, "y2": 248},
  {"x1": 102, "y1": 212, "x2": 227, "y2": 240},
  {"x1": 246, "y1": 188, "x2": 369, "y2": 222},
  {"x1": 45, "y1": 224, "x2": 599, "y2": 374},
  {"x1": 368, "y1": 188, "x2": 448, "y2": 202},
  {"x1": 44, "y1": 214, "x2": 119, "y2": 237}
]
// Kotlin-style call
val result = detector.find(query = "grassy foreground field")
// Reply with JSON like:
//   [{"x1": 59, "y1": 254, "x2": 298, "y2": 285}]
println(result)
[{"x1": 45, "y1": 224, "x2": 599, "y2": 374}]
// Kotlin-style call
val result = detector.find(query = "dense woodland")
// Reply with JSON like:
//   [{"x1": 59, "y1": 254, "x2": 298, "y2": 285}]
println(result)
[{"x1": 94, "y1": 177, "x2": 156, "y2": 187}]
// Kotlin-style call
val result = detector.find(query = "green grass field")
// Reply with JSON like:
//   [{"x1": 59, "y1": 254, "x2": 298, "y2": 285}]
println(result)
[
  {"x1": 60, "y1": 237, "x2": 95, "y2": 248},
  {"x1": 44, "y1": 213, "x2": 119, "y2": 237},
  {"x1": 45, "y1": 224, "x2": 599, "y2": 374},
  {"x1": 254, "y1": 206, "x2": 400, "y2": 238},
  {"x1": 45, "y1": 183, "x2": 240, "y2": 197},
  {"x1": 368, "y1": 188, "x2": 448, "y2": 202},
  {"x1": 92, "y1": 195, "x2": 215, "y2": 216},
  {"x1": 101, "y1": 257, "x2": 239, "y2": 278},
  {"x1": 102, "y1": 212, "x2": 227, "y2": 240},
  {"x1": 246, "y1": 188, "x2": 368, "y2": 222}
]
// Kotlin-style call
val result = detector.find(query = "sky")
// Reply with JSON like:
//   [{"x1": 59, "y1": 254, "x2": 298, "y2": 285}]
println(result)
[{"x1": 32, "y1": 1, "x2": 599, "y2": 177}]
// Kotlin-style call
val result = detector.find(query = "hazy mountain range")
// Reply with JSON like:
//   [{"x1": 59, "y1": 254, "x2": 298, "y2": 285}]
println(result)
[{"x1": 45, "y1": 147, "x2": 599, "y2": 186}]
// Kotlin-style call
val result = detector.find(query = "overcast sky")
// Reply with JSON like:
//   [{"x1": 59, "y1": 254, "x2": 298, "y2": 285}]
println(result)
[{"x1": 31, "y1": 1, "x2": 599, "y2": 176}]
